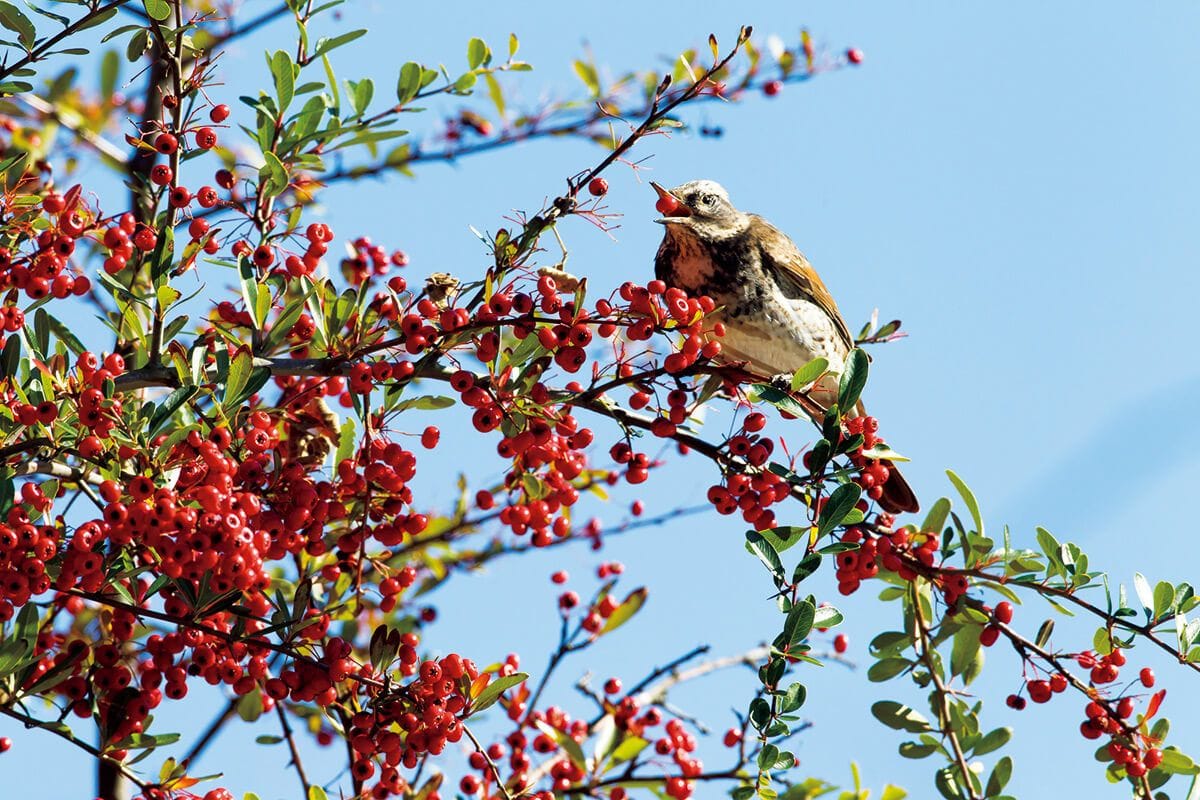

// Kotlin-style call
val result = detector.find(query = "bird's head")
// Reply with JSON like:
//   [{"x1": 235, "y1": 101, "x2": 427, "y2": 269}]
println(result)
[{"x1": 651, "y1": 179, "x2": 749, "y2": 241}]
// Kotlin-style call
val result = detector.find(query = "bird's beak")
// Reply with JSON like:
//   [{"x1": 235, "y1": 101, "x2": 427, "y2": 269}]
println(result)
[{"x1": 650, "y1": 181, "x2": 693, "y2": 223}]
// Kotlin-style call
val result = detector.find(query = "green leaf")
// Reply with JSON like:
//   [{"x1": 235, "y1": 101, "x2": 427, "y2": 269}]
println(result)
[
  {"x1": 0, "y1": 2, "x2": 35, "y2": 49},
  {"x1": 973, "y1": 727, "x2": 1011, "y2": 757},
  {"x1": 609, "y1": 735, "x2": 648, "y2": 764},
  {"x1": 945, "y1": 470, "x2": 983, "y2": 535},
  {"x1": 950, "y1": 625, "x2": 982, "y2": 684},
  {"x1": 1, "y1": 334, "x2": 19, "y2": 378},
  {"x1": 535, "y1": 719, "x2": 586, "y2": 770},
  {"x1": 1159, "y1": 748, "x2": 1200, "y2": 775},
  {"x1": 1154, "y1": 580, "x2": 1176, "y2": 620},
  {"x1": 259, "y1": 151, "x2": 289, "y2": 197},
  {"x1": 335, "y1": 416, "x2": 356, "y2": 466},
  {"x1": 308, "y1": 787, "x2": 329, "y2": 800},
  {"x1": 986, "y1": 756, "x2": 1013, "y2": 795},
  {"x1": 469, "y1": 672, "x2": 528, "y2": 714},
  {"x1": 871, "y1": 700, "x2": 931, "y2": 733},
  {"x1": 818, "y1": 483, "x2": 862, "y2": 537},
  {"x1": 867, "y1": 657, "x2": 911, "y2": 682},
  {"x1": 782, "y1": 600, "x2": 816, "y2": 648},
  {"x1": 813, "y1": 605, "x2": 843, "y2": 629},
  {"x1": 453, "y1": 71, "x2": 477, "y2": 92},
  {"x1": 236, "y1": 688, "x2": 264, "y2": 721},
  {"x1": 837, "y1": 348, "x2": 869, "y2": 413},
  {"x1": 141, "y1": 0, "x2": 170, "y2": 21},
  {"x1": 760, "y1": 526, "x2": 805, "y2": 554},
  {"x1": 270, "y1": 50, "x2": 295, "y2": 112},
  {"x1": 899, "y1": 741, "x2": 938, "y2": 759},
  {"x1": 396, "y1": 61, "x2": 424, "y2": 104},
  {"x1": 125, "y1": 27, "x2": 149, "y2": 61},
  {"x1": 312, "y1": 29, "x2": 366, "y2": 58},
  {"x1": 920, "y1": 497, "x2": 951, "y2": 535},
  {"x1": 1133, "y1": 572, "x2": 1154, "y2": 615},
  {"x1": 600, "y1": 587, "x2": 647, "y2": 635},
  {"x1": 223, "y1": 349, "x2": 252, "y2": 406},
  {"x1": 148, "y1": 386, "x2": 197, "y2": 435},
  {"x1": 467, "y1": 37, "x2": 490, "y2": 69},
  {"x1": 790, "y1": 356, "x2": 829, "y2": 391},
  {"x1": 746, "y1": 531, "x2": 785, "y2": 583}
]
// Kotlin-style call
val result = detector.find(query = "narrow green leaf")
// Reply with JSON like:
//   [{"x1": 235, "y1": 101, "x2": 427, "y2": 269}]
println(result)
[
  {"x1": 1133, "y1": 572, "x2": 1154, "y2": 615},
  {"x1": 837, "y1": 348, "x2": 869, "y2": 413},
  {"x1": 470, "y1": 672, "x2": 528, "y2": 714},
  {"x1": 986, "y1": 756, "x2": 1013, "y2": 795},
  {"x1": 600, "y1": 587, "x2": 647, "y2": 635},
  {"x1": 945, "y1": 470, "x2": 983, "y2": 535}
]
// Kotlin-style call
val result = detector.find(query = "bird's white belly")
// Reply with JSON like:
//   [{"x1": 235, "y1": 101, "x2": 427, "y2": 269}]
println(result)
[{"x1": 713, "y1": 297, "x2": 847, "y2": 408}]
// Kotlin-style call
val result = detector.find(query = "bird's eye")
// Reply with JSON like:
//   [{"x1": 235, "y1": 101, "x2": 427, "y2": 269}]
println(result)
[{"x1": 701, "y1": 194, "x2": 716, "y2": 206}]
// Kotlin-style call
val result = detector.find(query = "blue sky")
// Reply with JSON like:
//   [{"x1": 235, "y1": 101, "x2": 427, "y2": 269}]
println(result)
[{"x1": 4, "y1": 2, "x2": 1200, "y2": 798}]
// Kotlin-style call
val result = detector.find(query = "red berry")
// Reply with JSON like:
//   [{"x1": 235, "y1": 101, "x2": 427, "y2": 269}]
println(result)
[
  {"x1": 993, "y1": 601, "x2": 1013, "y2": 624},
  {"x1": 550, "y1": 570, "x2": 568, "y2": 584},
  {"x1": 722, "y1": 728, "x2": 741, "y2": 748},
  {"x1": 847, "y1": 48, "x2": 864, "y2": 65},
  {"x1": 1027, "y1": 680, "x2": 1052, "y2": 703},
  {"x1": 0, "y1": 737, "x2": 9, "y2": 752},
  {"x1": 603, "y1": 677, "x2": 621, "y2": 694},
  {"x1": 420, "y1": 426, "x2": 440, "y2": 449},
  {"x1": 195, "y1": 127, "x2": 218, "y2": 149},
  {"x1": 1139, "y1": 667, "x2": 1155, "y2": 688},
  {"x1": 210, "y1": 104, "x2": 231, "y2": 122},
  {"x1": 833, "y1": 633, "x2": 848, "y2": 654},
  {"x1": 587, "y1": 177, "x2": 608, "y2": 196},
  {"x1": 655, "y1": 194, "x2": 680, "y2": 216},
  {"x1": 763, "y1": 80, "x2": 783, "y2": 96},
  {"x1": 154, "y1": 132, "x2": 178, "y2": 154}
]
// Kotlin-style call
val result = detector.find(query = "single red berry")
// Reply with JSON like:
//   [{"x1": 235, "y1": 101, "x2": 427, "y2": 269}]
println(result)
[
  {"x1": 587, "y1": 177, "x2": 608, "y2": 197},
  {"x1": 722, "y1": 728, "x2": 741, "y2": 748},
  {"x1": 833, "y1": 633, "x2": 848, "y2": 654},
  {"x1": 603, "y1": 677, "x2": 621, "y2": 694},
  {"x1": 847, "y1": 48, "x2": 865, "y2": 65},
  {"x1": 195, "y1": 127, "x2": 218, "y2": 149},
  {"x1": 994, "y1": 601, "x2": 1014, "y2": 624},
  {"x1": 0, "y1": 736, "x2": 9, "y2": 752},
  {"x1": 1139, "y1": 667, "x2": 1155, "y2": 688},
  {"x1": 655, "y1": 195, "x2": 680, "y2": 216},
  {"x1": 763, "y1": 80, "x2": 783, "y2": 96},
  {"x1": 150, "y1": 164, "x2": 173, "y2": 185},
  {"x1": 550, "y1": 570, "x2": 568, "y2": 584},
  {"x1": 210, "y1": 104, "x2": 231, "y2": 122},
  {"x1": 154, "y1": 132, "x2": 178, "y2": 154},
  {"x1": 420, "y1": 426, "x2": 440, "y2": 449}
]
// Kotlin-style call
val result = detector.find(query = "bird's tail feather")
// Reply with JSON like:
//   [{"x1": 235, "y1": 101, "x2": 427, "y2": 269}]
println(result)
[{"x1": 878, "y1": 461, "x2": 920, "y2": 514}]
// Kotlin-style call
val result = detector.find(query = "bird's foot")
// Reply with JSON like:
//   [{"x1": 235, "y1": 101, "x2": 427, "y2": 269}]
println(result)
[{"x1": 768, "y1": 373, "x2": 793, "y2": 392}]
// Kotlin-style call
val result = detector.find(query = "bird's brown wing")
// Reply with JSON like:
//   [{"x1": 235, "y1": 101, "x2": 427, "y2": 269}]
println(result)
[{"x1": 748, "y1": 215, "x2": 854, "y2": 352}]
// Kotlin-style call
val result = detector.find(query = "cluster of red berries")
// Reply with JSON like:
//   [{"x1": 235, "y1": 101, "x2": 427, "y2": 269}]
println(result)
[
  {"x1": 0, "y1": 189, "x2": 94, "y2": 301},
  {"x1": 343, "y1": 652, "x2": 480, "y2": 792},
  {"x1": 706, "y1": 468, "x2": 792, "y2": 532},
  {"x1": 340, "y1": 234, "x2": 402, "y2": 284},
  {"x1": 843, "y1": 415, "x2": 892, "y2": 501}
]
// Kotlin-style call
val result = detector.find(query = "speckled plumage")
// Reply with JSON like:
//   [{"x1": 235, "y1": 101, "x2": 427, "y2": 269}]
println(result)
[{"x1": 651, "y1": 179, "x2": 919, "y2": 513}]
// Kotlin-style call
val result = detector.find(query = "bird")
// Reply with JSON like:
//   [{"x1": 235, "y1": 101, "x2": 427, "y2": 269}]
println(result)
[{"x1": 650, "y1": 179, "x2": 919, "y2": 514}]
